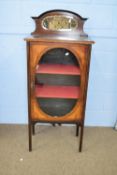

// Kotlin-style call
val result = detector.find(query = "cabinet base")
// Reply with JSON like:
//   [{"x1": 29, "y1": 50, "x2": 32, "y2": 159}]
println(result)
[{"x1": 28, "y1": 120, "x2": 84, "y2": 152}]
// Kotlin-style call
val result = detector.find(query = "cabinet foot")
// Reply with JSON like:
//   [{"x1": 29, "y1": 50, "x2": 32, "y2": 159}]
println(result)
[
  {"x1": 79, "y1": 125, "x2": 84, "y2": 152},
  {"x1": 28, "y1": 123, "x2": 32, "y2": 152},
  {"x1": 76, "y1": 124, "x2": 79, "y2": 137},
  {"x1": 32, "y1": 123, "x2": 35, "y2": 135}
]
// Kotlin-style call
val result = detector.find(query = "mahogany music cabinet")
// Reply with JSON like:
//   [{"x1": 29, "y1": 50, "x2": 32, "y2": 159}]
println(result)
[{"x1": 25, "y1": 10, "x2": 94, "y2": 152}]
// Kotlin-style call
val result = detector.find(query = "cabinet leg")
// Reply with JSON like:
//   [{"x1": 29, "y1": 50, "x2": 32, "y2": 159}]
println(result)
[
  {"x1": 79, "y1": 125, "x2": 84, "y2": 152},
  {"x1": 32, "y1": 123, "x2": 35, "y2": 135},
  {"x1": 76, "y1": 124, "x2": 79, "y2": 137},
  {"x1": 28, "y1": 123, "x2": 32, "y2": 152},
  {"x1": 58, "y1": 123, "x2": 61, "y2": 126},
  {"x1": 52, "y1": 123, "x2": 56, "y2": 127}
]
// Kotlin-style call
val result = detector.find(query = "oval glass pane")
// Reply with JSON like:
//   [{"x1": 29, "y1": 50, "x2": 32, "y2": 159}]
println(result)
[
  {"x1": 42, "y1": 15, "x2": 78, "y2": 31},
  {"x1": 35, "y1": 48, "x2": 81, "y2": 117}
]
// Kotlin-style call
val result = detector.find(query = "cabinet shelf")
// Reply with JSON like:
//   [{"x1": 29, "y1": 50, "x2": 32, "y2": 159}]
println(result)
[
  {"x1": 36, "y1": 64, "x2": 80, "y2": 75},
  {"x1": 35, "y1": 85, "x2": 80, "y2": 99}
]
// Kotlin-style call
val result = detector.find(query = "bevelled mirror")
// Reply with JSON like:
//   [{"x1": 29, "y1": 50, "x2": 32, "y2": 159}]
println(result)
[{"x1": 42, "y1": 15, "x2": 78, "y2": 31}]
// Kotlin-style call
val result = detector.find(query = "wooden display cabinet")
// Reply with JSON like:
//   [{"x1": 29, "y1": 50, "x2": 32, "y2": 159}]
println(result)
[{"x1": 25, "y1": 10, "x2": 94, "y2": 152}]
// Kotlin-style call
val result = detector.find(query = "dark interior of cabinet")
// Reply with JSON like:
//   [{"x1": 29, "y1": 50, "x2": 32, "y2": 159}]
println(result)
[
  {"x1": 37, "y1": 98, "x2": 78, "y2": 116},
  {"x1": 36, "y1": 74, "x2": 80, "y2": 86},
  {"x1": 35, "y1": 48, "x2": 81, "y2": 117},
  {"x1": 39, "y1": 48, "x2": 79, "y2": 65}
]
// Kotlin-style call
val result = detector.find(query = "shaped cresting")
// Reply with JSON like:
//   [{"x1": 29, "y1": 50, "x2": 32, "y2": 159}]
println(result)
[{"x1": 31, "y1": 9, "x2": 88, "y2": 37}]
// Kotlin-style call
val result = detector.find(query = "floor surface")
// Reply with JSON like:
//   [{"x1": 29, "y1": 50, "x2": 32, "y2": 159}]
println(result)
[{"x1": 0, "y1": 124, "x2": 117, "y2": 175}]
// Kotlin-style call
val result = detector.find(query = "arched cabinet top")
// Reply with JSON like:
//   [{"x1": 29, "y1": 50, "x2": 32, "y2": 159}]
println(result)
[{"x1": 31, "y1": 9, "x2": 88, "y2": 37}]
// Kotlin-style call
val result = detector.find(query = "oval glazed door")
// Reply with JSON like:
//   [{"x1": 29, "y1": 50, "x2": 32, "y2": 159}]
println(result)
[{"x1": 33, "y1": 47, "x2": 82, "y2": 122}]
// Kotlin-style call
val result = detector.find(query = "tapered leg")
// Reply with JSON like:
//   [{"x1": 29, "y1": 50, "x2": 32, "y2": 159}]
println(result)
[
  {"x1": 28, "y1": 122, "x2": 32, "y2": 152},
  {"x1": 32, "y1": 123, "x2": 35, "y2": 135},
  {"x1": 58, "y1": 123, "x2": 61, "y2": 126},
  {"x1": 79, "y1": 125, "x2": 84, "y2": 152},
  {"x1": 76, "y1": 124, "x2": 79, "y2": 136}
]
